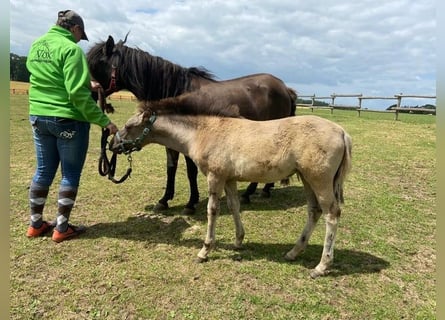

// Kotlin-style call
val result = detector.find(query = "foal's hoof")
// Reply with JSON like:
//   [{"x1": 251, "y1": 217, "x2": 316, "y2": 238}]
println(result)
[
  {"x1": 240, "y1": 196, "x2": 250, "y2": 204},
  {"x1": 284, "y1": 253, "x2": 296, "y2": 261},
  {"x1": 195, "y1": 256, "x2": 209, "y2": 263},
  {"x1": 153, "y1": 202, "x2": 169, "y2": 212},
  {"x1": 309, "y1": 268, "x2": 328, "y2": 279},
  {"x1": 284, "y1": 254, "x2": 295, "y2": 261},
  {"x1": 182, "y1": 207, "x2": 196, "y2": 215}
]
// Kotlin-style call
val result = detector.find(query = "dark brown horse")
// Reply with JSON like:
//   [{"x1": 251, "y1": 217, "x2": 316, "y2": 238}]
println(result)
[{"x1": 87, "y1": 35, "x2": 297, "y2": 214}]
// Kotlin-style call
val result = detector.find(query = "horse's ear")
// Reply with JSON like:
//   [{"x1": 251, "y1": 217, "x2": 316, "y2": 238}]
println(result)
[
  {"x1": 104, "y1": 36, "x2": 115, "y2": 57},
  {"x1": 123, "y1": 31, "x2": 130, "y2": 44}
]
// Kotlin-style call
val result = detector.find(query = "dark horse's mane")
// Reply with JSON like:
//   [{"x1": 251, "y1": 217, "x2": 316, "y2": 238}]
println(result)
[
  {"x1": 87, "y1": 39, "x2": 216, "y2": 101},
  {"x1": 137, "y1": 92, "x2": 242, "y2": 119}
]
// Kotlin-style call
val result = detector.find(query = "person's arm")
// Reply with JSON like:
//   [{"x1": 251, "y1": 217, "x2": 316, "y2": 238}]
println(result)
[{"x1": 62, "y1": 47, "x2": 112, "y2": 128}]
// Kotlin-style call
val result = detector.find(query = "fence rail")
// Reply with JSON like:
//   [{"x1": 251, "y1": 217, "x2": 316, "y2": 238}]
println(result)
[
  {"x1": 10, "y1": 88, "x2": 28, "y2": 95},
  {"x1": 296, "y1": 93, "x2": 436, "y2": 120},
  {"x1": 9, "y1": 88, "x2": 137, "y2": 102}
]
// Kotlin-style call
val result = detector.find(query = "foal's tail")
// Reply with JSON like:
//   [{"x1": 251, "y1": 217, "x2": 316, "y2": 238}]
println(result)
[
  {"x1": 287, "y1": 87, "x2": 297, "y2": 116},
  {"x1": 334, "y1": 131, "x2": 352, "y2": 204}
]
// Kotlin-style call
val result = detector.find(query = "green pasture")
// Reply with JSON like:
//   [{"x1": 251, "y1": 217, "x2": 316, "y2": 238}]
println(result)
[{"x1": 10, "y1": 94, "x2": 436, "y2": 319}]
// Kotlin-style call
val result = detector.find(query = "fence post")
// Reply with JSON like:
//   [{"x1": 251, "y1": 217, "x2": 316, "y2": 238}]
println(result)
[
  {"x1": 330, "y1": 94, "x2": 336, "y2": 113},
  {"x1": 358, "y1": 97, "x2": 362, "y2": 117},
  {"x1": 395, "y1": 94, "x2": 402, "y2": 120}
]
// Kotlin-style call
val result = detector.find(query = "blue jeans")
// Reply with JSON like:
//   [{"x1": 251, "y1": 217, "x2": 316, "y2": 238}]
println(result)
[{"x1": 30, "y1": 115, "x2": 90, "y2": 188}]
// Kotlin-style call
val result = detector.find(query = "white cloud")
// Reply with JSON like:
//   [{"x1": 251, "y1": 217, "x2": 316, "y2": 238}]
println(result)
[{"x1": 10, "y1": 0, "x2": 436, "y2": 108}]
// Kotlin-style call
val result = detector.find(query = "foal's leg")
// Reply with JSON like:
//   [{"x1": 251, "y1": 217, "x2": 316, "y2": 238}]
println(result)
[
  {"x1": 224, "y1": 180, "x2": 244, "y2": 248},
  {"x1": 197, "y1": 173, "x2": 225, "y2": 262},
  {"x1": 285, "y1": 181, "x2": 322, "y2": 261},
  {"x1": 310, "y1": 193, "x2": 341, "y2": 278},
  {"x1": 154, "y1": 148, "x2": 179, "y2": 211},
  {"x1": 183, "y1": 156, "x2": 199, "y2": 215}
]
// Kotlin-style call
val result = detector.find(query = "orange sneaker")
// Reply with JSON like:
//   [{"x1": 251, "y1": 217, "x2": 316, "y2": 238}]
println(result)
[
  {"x1": 52, "y1": 224, "x2": 87, "y2": 243},
  {"x1": 26, "y1": 221, "x2": 55, "y2": 238}
]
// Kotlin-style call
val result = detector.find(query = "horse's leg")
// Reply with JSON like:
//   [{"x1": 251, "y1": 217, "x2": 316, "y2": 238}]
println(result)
[
  {"x1": 182, "y1": 156, "x2": 199, "y2": 215},
  {"x1": 224, "y1": 180, "x2": 244, "y2": 248},
  {"x1": 309, "y1": 193, "x2": 341, "y2": 278},
  {"x1": 240, "y1": 182, "x2": 258, "y2": 204},
  {"x1": 154, "y1": 148, "x2": 179, "y2": 211},
  {"x1": 285, "y1": 180, "x2": 322, "y2": 261},
  {"x1": 262, "y1": 178, "x2": 289, "y2": 198},
  {"x1": 197, "y1": 173, "x2": 225, "y2": 262},
  {"x1": 261, "y1": 183, "x2": 275, "y2": 198}
]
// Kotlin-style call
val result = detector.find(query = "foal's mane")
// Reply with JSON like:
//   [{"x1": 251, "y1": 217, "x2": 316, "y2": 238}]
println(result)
[
  {"x1": 87, "y1": 38, "x2": 217, "y2": 100},
  {"x1": 137, "y1": 92, "x2": 241, "y2": 119}
]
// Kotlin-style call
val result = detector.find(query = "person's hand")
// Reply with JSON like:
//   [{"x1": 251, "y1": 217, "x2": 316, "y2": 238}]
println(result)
[
  {"x1": 105, "y1": 122, "x2": 119, "y2": 135},
  {"x1": 90, "y1": 80, "x2": 102, "y2": 92}
]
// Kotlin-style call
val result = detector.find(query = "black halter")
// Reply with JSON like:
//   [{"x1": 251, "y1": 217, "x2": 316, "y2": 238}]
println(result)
[
  {"x1": 104, "y1": 65, "x2": 118, "y2": 96},
  {"x1": 112, "y1": 113, "x2": 157, "y2": 155}
]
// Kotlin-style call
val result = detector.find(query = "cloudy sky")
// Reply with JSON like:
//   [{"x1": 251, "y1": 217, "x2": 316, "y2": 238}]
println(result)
[{"x1": 10, "y1": 0, "x2": 436, "y2": 109}]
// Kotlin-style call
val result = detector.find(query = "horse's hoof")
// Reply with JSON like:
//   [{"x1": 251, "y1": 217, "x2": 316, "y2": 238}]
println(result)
[
  {"x1": 240, "y1": 196, "x2": 250, "y2": 204},
  {"x1": 284, "y1": 253, "x2": 296, "y2": 261},
  {"x1": 309, "y1": 268, "x2": 328, "y2": 279},
  {"x1": 195, "y1": 256, "x2": 208, "y2": 263},
  {"x1": 260, "y1": 191, "x2": 271, "y2": 198},
  {"x1": 182, "y1": 207, "x2": 196, "y2": 215},
  {"x1": 153, "y1": 202, "x2": 169, "y2": 212},
  {"x1": 234, "y1": 244, "x2": 244, "y2": 251},
  {"x1": 232, "y1": 255, "x2": 242, "y2": 262}
]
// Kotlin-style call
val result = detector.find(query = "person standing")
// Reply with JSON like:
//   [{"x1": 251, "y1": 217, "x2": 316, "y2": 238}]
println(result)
[{"x1": 25, "y1": 10, "x2": 118, "y2": 242}]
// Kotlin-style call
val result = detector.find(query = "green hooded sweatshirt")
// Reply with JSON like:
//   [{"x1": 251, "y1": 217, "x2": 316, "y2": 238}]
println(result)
[{"x1": 26, "y1": 25, "x2": 110, "y2": 127}]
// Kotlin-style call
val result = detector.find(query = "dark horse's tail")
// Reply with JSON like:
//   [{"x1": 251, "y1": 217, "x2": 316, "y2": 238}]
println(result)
[{"x1": 287, "y1": 87, "x2": 297, "y2": 116}]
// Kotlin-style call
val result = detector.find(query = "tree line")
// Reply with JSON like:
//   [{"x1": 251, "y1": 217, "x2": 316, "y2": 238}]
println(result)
[{"x1": 10, "y1": 53, "x2": 30, "y2": 82}]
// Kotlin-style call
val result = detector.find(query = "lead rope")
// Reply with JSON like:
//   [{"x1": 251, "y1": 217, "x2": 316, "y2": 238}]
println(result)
[
  {"x1": 97, "y1": 88, "x2": 132, "y2": 184},
  {"x1": 98, "y1": 88, "x2": 111, "y2": 176},
  {"x1": 107, "y1": 152, "x2": 133, "y2": 184}
]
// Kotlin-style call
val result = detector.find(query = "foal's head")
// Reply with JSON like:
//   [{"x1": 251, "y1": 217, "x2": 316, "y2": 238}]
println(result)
[{"x1": 109, "y1": 104, "x2": 155, "y2": 154}]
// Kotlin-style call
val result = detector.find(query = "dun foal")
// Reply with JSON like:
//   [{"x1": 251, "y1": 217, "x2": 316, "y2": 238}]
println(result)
[{"x1": 110, "y1": 97, "x2": 352, "y2": 277}]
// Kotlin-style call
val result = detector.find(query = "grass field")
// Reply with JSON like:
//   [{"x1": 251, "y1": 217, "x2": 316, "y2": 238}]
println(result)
[{"x1": 10, "y1": 90, "x2": 436, "y2": 319}]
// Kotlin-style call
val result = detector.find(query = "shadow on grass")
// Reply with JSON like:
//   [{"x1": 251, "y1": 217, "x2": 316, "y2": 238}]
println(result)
[
  {"x1": 143, "y1": 185, "x2": 307, "y2": 221},
  {"x1": 84, "y1": 212, "x2": 389, "y2": 277},
  {"x1": 225, "y1": 242, "x2": 390, "y2": 277}
]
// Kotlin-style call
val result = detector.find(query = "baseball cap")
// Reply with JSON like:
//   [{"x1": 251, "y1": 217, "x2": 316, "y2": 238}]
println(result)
[{"x1": 56, "y1": 10, "x2": 88, "y2": 41}]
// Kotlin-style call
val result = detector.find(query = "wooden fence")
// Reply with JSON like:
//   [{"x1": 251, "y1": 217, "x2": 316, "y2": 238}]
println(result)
[
  {"x1": 296, "y1": 93, "x2": 436, "y2": 120},
  {"x1": 10, "y1": 88, "x2": 29, "y2": 95},
  {"x1": 10, "y1": 88, "x2": 436, "y2": 121},
  {"x1": 9, "y1": 88, "x2": 137, "y2": 102}
]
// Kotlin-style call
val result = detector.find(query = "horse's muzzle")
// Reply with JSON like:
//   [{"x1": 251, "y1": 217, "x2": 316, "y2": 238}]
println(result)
[
  {"x1": 109, "y1": 132, "x2": 125, "y2": 154},
  {"x1": 109, "y1": 131, "x2": 142, "y2": 155}
]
